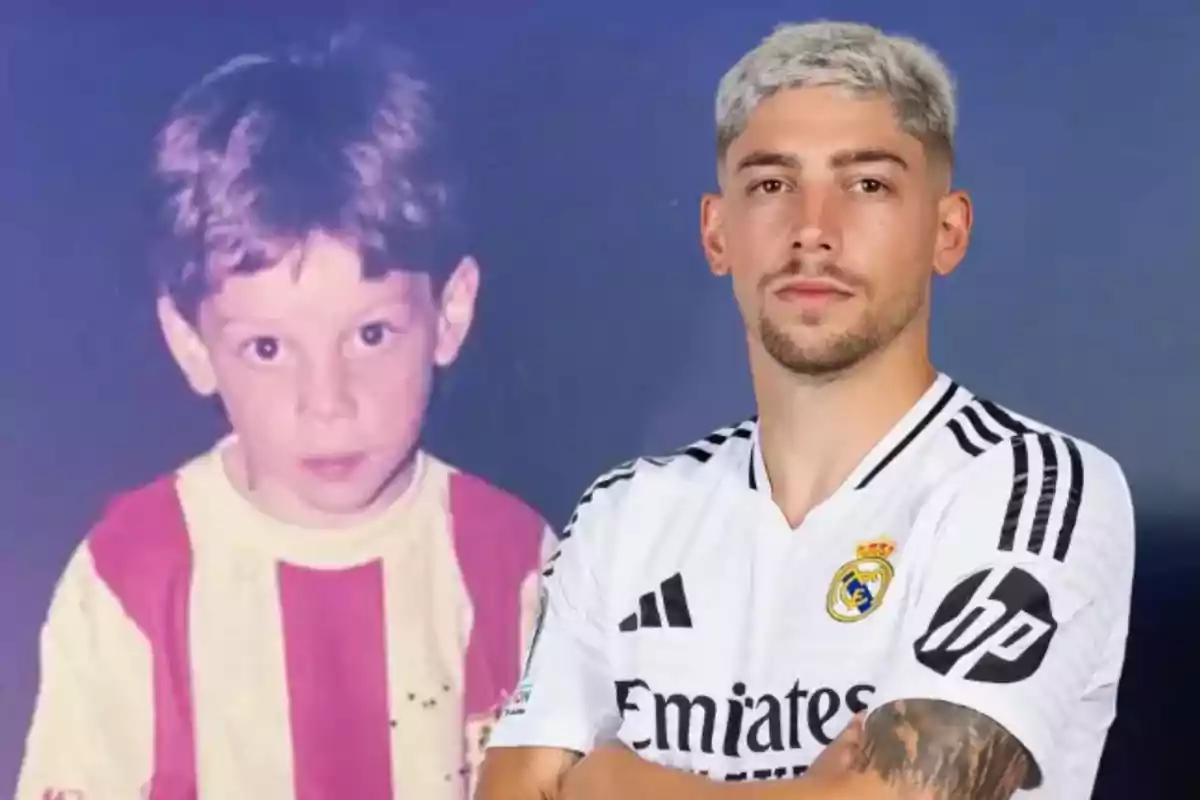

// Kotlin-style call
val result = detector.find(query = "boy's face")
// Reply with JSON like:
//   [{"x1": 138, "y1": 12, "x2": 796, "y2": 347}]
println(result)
[{"x1": 159, "y1": 232, "x2": 479, "y2": 525}]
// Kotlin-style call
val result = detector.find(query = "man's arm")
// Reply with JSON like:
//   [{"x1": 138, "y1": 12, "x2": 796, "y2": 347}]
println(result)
[
  {"x1": 476, "y1": 747, "x2": 582, "y2": 800},
  {"x1": 476, "y1": 466, "x2": 635, "y2": 799},
  {"x1": 559, "y1": 702, "x2": 1026, "y2": 800},
  {"x1": 476, "y1": 526, "x2": 584, "y2": 800},
  {"x1": 848, "y1": 699, "x2": 1031, "y2": 798}
]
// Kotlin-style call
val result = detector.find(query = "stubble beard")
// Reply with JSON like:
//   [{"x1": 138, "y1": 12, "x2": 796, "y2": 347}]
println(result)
[{"x1": 758, "y1": 291, "x2": 925, "y2": 379}]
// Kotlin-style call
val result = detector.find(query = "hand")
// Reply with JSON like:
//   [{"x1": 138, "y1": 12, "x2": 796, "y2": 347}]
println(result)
[
  {"x1": 806, "y1": 712, "x2": 867, "y2": 783},
  {"x1": 559, "y1": 742, "x2": 633, "y2": 800}
]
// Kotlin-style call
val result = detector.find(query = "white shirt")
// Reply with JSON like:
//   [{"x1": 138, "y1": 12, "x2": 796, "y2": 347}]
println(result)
[{"x1": 487, "y1": 374, "x2": 1135, "y2": 798}]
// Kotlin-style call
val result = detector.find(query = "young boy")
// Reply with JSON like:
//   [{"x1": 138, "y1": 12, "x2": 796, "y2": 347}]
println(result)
[{"x1": 17, "y1": 32, "x2": 552, "y2": 800}]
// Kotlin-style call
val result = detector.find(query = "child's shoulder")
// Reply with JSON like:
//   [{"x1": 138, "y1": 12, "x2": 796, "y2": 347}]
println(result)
[
  {"x1": 73, "y1": 471, "x2": 190, "y2": 623},
  {"x1": 85, "y1": 470, "x2": 189, "y2": 565},
  {"x1": 426, "y1": 454, "x2": 547, "y2": 530},
  {"x1": 83, "y1": 441, "x2": 227, "y2": 581},
  {"x1": 426, "y1": 457, "x2": 549, "y2": 570}
]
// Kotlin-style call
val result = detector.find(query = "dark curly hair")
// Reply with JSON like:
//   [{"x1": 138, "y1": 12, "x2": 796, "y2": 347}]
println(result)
[{"x1": 152, "y1": 29, "x2": 466, "y2": 322}]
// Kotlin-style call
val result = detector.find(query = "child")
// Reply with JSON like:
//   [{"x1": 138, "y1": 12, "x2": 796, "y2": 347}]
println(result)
[{"x1": 17, "y1": 31, "x2": 553, "y2": 800}]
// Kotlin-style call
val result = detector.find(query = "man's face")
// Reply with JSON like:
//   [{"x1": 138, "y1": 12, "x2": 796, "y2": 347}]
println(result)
[
  {"x1": 161, "y1": 232, "x2": 478, "y2": 524},
  {"x1": 702, "y1": 85, "x2": 971, "y2": 377}
]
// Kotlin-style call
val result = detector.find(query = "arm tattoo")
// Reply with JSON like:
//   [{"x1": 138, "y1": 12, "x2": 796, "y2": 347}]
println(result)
[{"x1": 850, "y1": 699, "x2": 1035, "y2": 800}]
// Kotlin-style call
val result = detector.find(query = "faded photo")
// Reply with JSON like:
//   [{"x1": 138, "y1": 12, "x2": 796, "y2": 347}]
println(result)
[{"x1": 14, "y1": 30, "x2": 551, "y2": 800}]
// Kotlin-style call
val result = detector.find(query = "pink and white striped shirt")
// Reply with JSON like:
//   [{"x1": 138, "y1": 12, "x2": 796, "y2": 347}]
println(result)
[{"x1": 17, "y1": 440, "x2": 553, "y2": 800}]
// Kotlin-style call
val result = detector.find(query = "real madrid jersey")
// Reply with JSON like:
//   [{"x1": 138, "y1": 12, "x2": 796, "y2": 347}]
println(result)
[
  {"x1": 17, "y1": 437, "x2": 553, "y2": 800},
  {"x1": 487, "y1": 374, "x2": 1135, "y2": 799}
]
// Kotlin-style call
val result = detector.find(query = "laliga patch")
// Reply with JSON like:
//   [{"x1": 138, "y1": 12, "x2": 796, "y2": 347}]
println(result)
[
  {"x1": 502, "y1": 679, "x2": 533, "y2": 718},
  {"x1": 827, "y1": 538, "x2": 896, "y2": 622}
]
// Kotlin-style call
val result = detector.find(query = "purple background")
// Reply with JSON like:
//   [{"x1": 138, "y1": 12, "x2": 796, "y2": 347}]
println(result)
[{"x1": 2, "y1": 1, "x2": 1197, "y2": 795}]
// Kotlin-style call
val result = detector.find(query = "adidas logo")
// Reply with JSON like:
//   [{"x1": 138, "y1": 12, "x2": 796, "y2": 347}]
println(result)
[{"x1": 619, "y1": 572, "x2": 693, "y2": 632}]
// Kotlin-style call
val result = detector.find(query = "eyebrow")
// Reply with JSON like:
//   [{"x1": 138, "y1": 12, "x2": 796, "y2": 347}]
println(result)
[
  {"x1": 734, "y1": 148, "x2": 910, "y2": 173},
  {"x1": 213, "y1": 300, "x2": 415, "y2": 331},
  {"x1": 832, "y1": 148, "x2": 909, "y2": 171}
]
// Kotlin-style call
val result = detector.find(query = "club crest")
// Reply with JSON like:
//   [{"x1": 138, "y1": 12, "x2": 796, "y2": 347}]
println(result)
[{"x1": 827, "y1": 538, "x2": 896, "y2": 623}]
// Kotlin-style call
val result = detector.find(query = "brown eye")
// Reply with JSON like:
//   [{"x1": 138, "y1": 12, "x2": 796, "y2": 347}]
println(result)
[
  {"x1": 250, "y1": 337, "x2": 280, "y2": 361},
  {"x1": 754, "y1": 179, "x2": 785, "y2": 194},
  {"x1": 858, "y1": 178, "x2": 886, "y2": 194},
  {"x1": 359, "y1": 322, "x2": 392, "y2": 347}
]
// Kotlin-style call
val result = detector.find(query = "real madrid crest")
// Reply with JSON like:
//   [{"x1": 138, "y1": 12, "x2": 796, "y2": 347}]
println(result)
[{"x1": 826, "y1": 538, "x2": 896, "y2": 623}]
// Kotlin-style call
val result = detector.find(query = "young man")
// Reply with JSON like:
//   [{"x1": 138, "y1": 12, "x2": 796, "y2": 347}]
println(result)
[
  {"x1": 478, "y1": 20, "x2": 1135, "y2": 800},
  {"x1": 17, "y1": 32, "x2": 551, "y2": 800}
]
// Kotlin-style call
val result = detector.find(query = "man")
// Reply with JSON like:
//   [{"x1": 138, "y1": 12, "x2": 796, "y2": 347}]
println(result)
[
  {"x1": 477, "y1": 19, "x2": 1134, "y2": 800},
  {"x1": 17, "y1": 31, "x2": 550, "y2": 800}
]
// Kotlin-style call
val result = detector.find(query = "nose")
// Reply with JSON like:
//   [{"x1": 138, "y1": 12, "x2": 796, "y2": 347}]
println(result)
[
  {"x1": 296, "y1": 357, "x2": 356, "y2": 421},
  {"x1": 789, "y1": 184, "x2": 841, "y2": 256}
]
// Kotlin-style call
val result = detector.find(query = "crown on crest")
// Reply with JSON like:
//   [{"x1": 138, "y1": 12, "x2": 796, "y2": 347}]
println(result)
[{"x1": 856, "y1": 539, "x2": 896, "y2": 560}]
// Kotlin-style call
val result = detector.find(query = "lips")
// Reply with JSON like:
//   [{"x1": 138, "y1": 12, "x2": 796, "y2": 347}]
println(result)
[
  {"x1": 300, "y1": 453, "x2": 367, "y2": 481},
  {"x1": 774, "y1": 280, "x2": 854, "y2": 310},
  {"x1": 775, "y1": 279, "x2": 853, "y2": 298}
]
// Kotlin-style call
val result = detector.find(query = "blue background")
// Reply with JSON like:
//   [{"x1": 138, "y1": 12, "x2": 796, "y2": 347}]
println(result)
[{"x1": 1, "y1": 1, "x2": 1196, "y2": 795}]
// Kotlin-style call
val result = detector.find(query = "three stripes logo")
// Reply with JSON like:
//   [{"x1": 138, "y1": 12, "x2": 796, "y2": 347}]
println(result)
[
  {"x1": 947, "y1": 401, "x2": 1084, "y2": 564},
  {"x1": 619, "y1": 573, "x2": 693, "y2": 632},
  {"x1": 1000, "y1": 433, "x2": 1084, "y2": 563},
  {"x1": 946, "y1": 398, "x2": 1034, "y2": 458}
]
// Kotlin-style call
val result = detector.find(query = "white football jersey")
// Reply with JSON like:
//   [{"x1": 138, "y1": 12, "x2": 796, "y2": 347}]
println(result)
[{"x1": 487, "y1": 374, "x2": 1135, "y2": 798}]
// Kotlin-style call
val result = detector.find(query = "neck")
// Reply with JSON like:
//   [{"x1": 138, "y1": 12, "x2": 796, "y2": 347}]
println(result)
[{"x1": 751, "y1": 326, "x2": 936, "y2": 526}]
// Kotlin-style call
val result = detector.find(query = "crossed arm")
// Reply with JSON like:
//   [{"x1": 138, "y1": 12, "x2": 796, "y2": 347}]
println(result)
[
  {"x1": 845, "y1": 698, "x2": 1033, "y2": 799},
  {"x1": 477, "y1": 697, "x2": 1032, "y2": 800}
]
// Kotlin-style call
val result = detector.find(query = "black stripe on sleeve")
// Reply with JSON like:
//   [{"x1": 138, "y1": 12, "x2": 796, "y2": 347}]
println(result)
[
  {"x1": 978, "y1": 399, "x2": 1033, "y2": 436},
  {"x1": 947, "y1": 418, "x2": 984, "y2": 457},
  {"x1": 996, "y1": 433, "x2": 1086, "y2": 562},
  {"x1": 687, "y1": 420, "x2": 755, "y2": 464},
  {"x1": 1027, "y1": 434, "x2": 1060, "y2": 556},
  {"x1": 963, "y1": 405, "x2": 1003, "y2": 445},
  {"x1": 561, "y1": 462, "x2": 638, "y2": 539},
  {"x1": 999, "y1": 437, "x2": 1030, "y2": 552},
  {"x1": 1053, "y1": 438, "x2": 1085, "y2": 562},
  {"x1": 729, "y1": 426, "x2": 754, "y2": 441},
  {"x1": 541, "y1": 548, "x2": 563, "y2": 577}
]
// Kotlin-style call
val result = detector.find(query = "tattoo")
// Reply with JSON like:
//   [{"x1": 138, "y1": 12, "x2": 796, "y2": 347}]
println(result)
[{"x1": 850, "y1": 699, "x2": 1035, "y2": 799}]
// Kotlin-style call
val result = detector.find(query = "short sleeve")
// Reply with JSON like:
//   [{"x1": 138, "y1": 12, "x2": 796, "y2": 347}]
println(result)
[
  {"x1": 871, "y1": 432, "x2": 1135, "y2": 786},
  {"x1": 515, "y1": 524, "x2": 563, "y2": 671},
  {"x1": 16, "y1": 544, "x2": 154, "y2": 800},
  {"x1": 485, "y1": 472, "x2": 629, "y2": 754}
]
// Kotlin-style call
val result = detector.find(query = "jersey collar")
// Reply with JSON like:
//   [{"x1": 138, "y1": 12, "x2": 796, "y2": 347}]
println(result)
[{"x1": 748, "y1": 372, "x2": 962, "y2": 495}]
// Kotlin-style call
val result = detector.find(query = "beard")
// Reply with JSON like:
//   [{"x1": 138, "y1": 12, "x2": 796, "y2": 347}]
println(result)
[{"x1": 758, "y1": 287, "x2": 925, "y2": 378}]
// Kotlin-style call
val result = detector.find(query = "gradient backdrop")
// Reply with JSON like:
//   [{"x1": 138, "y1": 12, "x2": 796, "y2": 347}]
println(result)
[{"x1": 1, "y1": 1, "x2": 1196, "y2": 796}]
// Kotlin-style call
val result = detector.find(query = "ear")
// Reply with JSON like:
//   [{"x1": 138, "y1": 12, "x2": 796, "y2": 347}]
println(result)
[
  {"x1": 432, "y1": 255, "x2": 481, "y2": 368},
  {"x1": 932, "y1": 189, "x2": 973, "y2": 278},
  {"x1": 700, "y1": 192, "x2": 730, "y2": 277},
  {"x1": 157, "y1": 295, "x2": 219, "y2": 396}
]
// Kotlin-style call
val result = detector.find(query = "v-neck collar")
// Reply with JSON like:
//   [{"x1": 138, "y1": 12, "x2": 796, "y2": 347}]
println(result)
[{"x1": 748, "y1": 373, "x2": 962, "y2": 499}]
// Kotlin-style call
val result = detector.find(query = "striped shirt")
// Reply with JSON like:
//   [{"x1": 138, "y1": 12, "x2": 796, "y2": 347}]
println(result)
[{"x1": 18, "y1": 438, "x2": 553, "y2": 800}]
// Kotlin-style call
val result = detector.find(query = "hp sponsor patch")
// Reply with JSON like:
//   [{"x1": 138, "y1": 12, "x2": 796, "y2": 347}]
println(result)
[{"x1": 914, "y1": 565, "x2": 1057, "y2": 683}]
